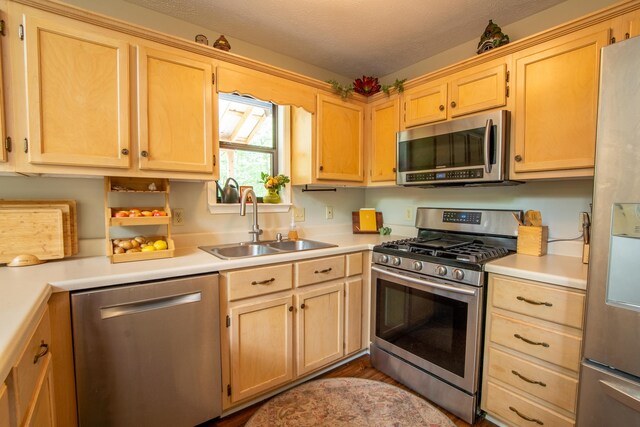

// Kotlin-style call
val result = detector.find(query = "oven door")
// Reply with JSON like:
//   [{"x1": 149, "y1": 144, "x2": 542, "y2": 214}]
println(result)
[{"x1": 371, "y1": 265, "x2": 483, "y2": 393}]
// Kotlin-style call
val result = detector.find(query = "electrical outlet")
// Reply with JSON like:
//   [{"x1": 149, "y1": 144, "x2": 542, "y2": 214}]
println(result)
[
  {"x1": 404, "y1": 207, "x2": 413, "y2": 221},
  {"x1": 173, "y1": 208, "x2": 185, "y2": 226},
  {"x1": 325, "y1": 206, "x2": 334, "y2": 220},
  {"x1": 293, "y1": 207, "x2": 305, "y2": 222}
]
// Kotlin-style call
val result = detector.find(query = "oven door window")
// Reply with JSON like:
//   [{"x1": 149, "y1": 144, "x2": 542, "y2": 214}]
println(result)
[{"x1": 375, "y1": 278, "x2": 468, "y2": 377}]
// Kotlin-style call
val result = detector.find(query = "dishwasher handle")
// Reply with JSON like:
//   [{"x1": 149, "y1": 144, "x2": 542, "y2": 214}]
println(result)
[{"x1": 100, "y1": 292, "x2": 202, "y2": 320}]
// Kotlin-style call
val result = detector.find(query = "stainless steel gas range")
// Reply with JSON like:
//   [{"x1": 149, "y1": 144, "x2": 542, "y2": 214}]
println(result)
[{"x1": 370, "y1": 208, "x2": 520, "y2": 424}]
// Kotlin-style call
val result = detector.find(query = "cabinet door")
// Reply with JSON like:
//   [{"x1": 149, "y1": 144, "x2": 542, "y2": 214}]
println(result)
[
  {"x1": 512, "y1": 28, "x2": 609, "y2": 176},
  {"x1": 23, "y1": 355, "x2": 56, "y2": 427},
  {"x1": 137, "y1": 45, "x2": 216, "y2": 174},
  {"x1": 344, "y1": 277, "x2": 363, "y2": 355},
  {"x1": 24, "y1": 15, "x2": 130, "y2": 168},
  {"x1": 296, "y1": 282, "x2": 344, "y2": 375},
  {"x1": 403, "y1": 82, "x2": 447, "y2": 127},
  {"x1": 450, "y1": 63, "x2": 507, "y2": 118},
  {"x1": 317, "y1": 94, "x2": 364, "y2": 182},
  {"x1": 369, "y1": 96, "x2": 399, "y2": 183},
  {"x1": 229, "y1": 296, "x2": 294, "y2": 403}
]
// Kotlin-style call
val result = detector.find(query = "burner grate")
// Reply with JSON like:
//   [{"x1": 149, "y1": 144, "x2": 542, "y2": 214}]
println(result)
[{"x1": 377, "y1": 238, "x2": 510, "y2": 264}]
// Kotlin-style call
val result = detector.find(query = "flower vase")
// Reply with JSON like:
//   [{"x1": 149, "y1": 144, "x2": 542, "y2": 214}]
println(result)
[{"x1": 263, "y1": 189, "x2": 281, "y2": 204}]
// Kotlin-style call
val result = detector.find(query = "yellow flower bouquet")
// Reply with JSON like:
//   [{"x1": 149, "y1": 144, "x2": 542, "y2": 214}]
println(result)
[{"x1": 260, "y1": 173, "x2": 290, "y2": 203}]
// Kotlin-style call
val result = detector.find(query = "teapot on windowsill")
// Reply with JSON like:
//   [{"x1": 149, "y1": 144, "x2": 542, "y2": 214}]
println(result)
[{"x1": 216, "y1": 178, "x2": 240, "y2": 203}]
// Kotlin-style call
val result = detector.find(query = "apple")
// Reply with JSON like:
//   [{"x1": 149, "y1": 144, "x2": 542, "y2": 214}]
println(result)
[
  {"x1": 141, "y1": 211, "x2": 153, "y2": 217},
  {"x1": 114, "y1": 210, "x2": 129, "y2": 217},
  {"x1": 153, "y1": 211, "x2": 167, "y2": 216}
]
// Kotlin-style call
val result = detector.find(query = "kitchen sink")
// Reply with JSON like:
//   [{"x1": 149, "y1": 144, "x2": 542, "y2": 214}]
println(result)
[{"x1": 199, "y1": 239, "x2": 336, "y2": 260}]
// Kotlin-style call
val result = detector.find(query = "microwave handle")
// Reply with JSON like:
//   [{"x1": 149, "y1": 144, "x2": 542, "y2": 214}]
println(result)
[{"x1": 484, "y1": 119, "x2": 493, "y2": 174}]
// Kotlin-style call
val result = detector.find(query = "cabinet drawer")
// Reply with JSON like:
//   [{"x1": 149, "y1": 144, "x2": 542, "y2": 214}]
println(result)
[
  {"x1": 487, "y1": 347, "x2": 578, "y2": 413},
  {"x1": 346, "y1": 252, "x2": 363, "y2": 277},
  {"x1": 485, "y1": 381, "x2": 574, "y2": 427},
  {"x1": 225, "y1": 264, "x2": 293, "y2": 301},
  {"x1": 295, "y1": 256, "x2": 345, "y2": 287},
  {"x1": 490, "y1": 313, "x2": 581, "y2": 371},
  {"x1": 492, "y1": 275, "x2": 585, "y2": 329},
  {"x1": 10, "y1": 307, "x2": 51, "y2": 424}
]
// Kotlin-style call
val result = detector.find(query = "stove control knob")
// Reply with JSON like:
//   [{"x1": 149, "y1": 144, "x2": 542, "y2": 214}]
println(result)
[
  {"x1": 453, "y1": 269, "x2": 465, "y2": 281},
  {"x1": 413, "y1": 261, "x2": 423, "y2": 271},
  {"x1": 392, "y1": 257, "x2": 402, "y2": 266},
  {"x1": 379, "y1": 255, "x2": 389, "y2": 264},
  {"x1": 436, "y1": 265, "x2": 448, "y2": 276}
]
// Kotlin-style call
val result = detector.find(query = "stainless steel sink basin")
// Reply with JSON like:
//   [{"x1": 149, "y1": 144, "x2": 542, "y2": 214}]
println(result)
[
  {"x1": 199, "y1": 239, "x2": 336, "y2": 260},
  {"x1": 265, "y1": 239, "x2": 336, "y2": 251}
]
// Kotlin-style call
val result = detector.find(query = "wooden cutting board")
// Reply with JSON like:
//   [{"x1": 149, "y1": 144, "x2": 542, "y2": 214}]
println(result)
[
  {"x1": 0, "y1": 209, "x2": 65, "y2": 263},
  {"x1": 0, "y1": 200, "x2": 78, "y2": 256}
]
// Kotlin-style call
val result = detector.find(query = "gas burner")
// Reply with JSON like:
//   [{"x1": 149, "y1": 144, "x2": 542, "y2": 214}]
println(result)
[{"x1": 377, "y1": 237, "x2": 511, "y2": 264}]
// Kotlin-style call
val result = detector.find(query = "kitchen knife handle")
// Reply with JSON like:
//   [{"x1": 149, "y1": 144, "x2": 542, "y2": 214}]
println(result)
[
  {"x1": 517, "y1": 296, "x2": 553, "y2": 307},
  {"x1": 514, "y1": 333, "x2": 549, "y2": 348}
]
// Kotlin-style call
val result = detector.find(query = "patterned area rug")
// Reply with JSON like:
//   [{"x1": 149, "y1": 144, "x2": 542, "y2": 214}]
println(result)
[{"x1": 245, "y1": 377, "x2": 456, "y2": 427}]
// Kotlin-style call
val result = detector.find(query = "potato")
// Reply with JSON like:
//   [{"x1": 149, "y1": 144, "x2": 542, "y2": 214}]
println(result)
[
  {"x1": 113, "y1": 246, "x2": 125, "y2": 254},
  {"x1": 130, "y1": 239, "x2": 140, "y2": 248},
  {"x1": 126, "y1": 248, "x2": 141, "y2": 253},
  {"x1": 134, "y1": 236, "x2": 146, "y2": 244},
  {"x1": 112, "y1": 239, "x2": 121, "y2": 246},
  {"x1": 118, "y1": 240, "x2": 133, "y2": 250}
]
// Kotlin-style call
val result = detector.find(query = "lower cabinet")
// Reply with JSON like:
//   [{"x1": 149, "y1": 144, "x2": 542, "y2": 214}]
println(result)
[
  {"x1": 4, "y1": 307, "x2": 56, "y2": 427},
  {"x1": 220, "y1": 252, "x2": 366, "y2": 410},
  {"x1": 481, "y1": 273, "x2": 585, "y2": 427}
]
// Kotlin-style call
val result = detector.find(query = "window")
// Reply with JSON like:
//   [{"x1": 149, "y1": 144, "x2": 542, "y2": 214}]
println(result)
[{"x1": 218, "y1": 93, "x2": 277, "y2": 198}]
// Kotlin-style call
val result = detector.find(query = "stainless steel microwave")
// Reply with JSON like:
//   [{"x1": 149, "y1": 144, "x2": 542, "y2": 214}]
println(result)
[{"x1": 397, "y1": 110, "x2": 510, "y2": 186}]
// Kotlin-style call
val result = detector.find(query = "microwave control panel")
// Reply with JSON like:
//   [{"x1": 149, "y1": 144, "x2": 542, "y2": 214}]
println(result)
[{"x1": 405, "y1": 168, "x2": 483, "y2": 182}]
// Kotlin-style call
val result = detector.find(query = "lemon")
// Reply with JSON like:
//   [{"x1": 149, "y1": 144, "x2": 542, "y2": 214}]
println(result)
[
  {"x1": 153, "y1": 240, "x2": 168, "y2": 250},
  {"x1": 141, "y1": 245, "x2": 156, "y2": 252}
]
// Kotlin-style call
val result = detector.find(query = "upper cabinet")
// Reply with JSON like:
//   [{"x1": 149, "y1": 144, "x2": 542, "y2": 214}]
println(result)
[
  {"x1": 611, "y1": 9, "x2": 640, "y2": 42},
  {"x1": 23, "y1": 14, "x2": 131, "y2": 169},
  {"x1": 402, "y1": 60, "x2": 509, "y2": 128},
  {"x1": 367, "y1": 95, "x2": 400, "y2": 184},
  {"x1": 511, "y1": 26, "x2": 609, "y2": 179},
  {"x1": 137, "y1": 45, "x2": 217, "y2": 175},
  {"x1": 317, "y1": 94, "x2": 364, "y2": 182}
]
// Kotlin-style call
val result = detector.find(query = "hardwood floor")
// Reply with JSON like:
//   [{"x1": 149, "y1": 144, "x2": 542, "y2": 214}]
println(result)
[{"x1": 208, "y1": 355, "x2": 496, "y2": 427}]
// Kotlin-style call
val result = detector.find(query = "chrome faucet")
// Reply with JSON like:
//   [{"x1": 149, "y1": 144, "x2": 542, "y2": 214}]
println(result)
[{"x1": 240, "y1": 188, "x2": 262, "y2": 243}]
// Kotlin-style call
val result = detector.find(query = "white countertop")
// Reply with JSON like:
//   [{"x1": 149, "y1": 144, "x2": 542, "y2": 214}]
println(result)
[
  {"x1": 485, "y1": 253, "x2": 589, "y2": 290},
  {"x1": 0, "y1": 233, "x2": 389, "y2": 382}
]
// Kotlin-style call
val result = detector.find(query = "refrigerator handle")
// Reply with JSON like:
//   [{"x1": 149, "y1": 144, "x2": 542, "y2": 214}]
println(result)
[
  {"x1": 600, "y1": 380, "x2": 640, "y2": 412},
  {"x1": 100, "y1": 292, "x2": 202, "y2": 319}
]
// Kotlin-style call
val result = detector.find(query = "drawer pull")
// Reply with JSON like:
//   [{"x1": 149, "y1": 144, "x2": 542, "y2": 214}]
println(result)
[
  {"x1": 514, "y1": 333, "x2": 549, "y2": 348},
  {"x1": 517, "y1": 296, "x2": 553, "y2": 307},
  {"x1": 314, "y1": 267, "x2": 332, "y2": 274},
  {"x1": 509, "y1": 406, "x2": 544, "y2": 425},
  {"x1": 512, "y1": 370, "x2": 547, "y2": 387},
  {"x1": 251, "y1": 278, "x2": 275, "y2": 286},
  {"x1": 33, "y1": 341, "x2": 49, "y2": 364}
]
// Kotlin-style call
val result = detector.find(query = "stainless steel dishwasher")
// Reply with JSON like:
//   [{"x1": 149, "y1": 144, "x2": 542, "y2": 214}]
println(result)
[{"x1": 71, "y1": 273, "x2": 221, "y2": 427}]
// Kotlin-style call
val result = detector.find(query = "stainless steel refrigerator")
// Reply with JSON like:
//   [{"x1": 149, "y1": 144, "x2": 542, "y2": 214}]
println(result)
[{"x1": 576, "y1": 36, "x2": 640, "y2": 425}]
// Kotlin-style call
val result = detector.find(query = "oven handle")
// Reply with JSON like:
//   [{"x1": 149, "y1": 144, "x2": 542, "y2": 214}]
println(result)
[
  {"x1": 484, "y1": 118, "x2": 493, "y2": 174},
  {"x1": 371, "y1": 266, "x2": 477, "y2": 296}
]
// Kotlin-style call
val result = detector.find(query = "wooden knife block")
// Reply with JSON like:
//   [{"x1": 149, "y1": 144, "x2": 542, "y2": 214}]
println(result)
[{"x1": 517, "y1": 225, "x2": 548, "y2": 256}]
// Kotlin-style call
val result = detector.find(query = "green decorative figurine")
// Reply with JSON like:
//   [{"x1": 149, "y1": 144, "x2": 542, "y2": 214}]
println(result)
[{"x1": 477, "y1": 20, "x2": 509, "y2": 54}]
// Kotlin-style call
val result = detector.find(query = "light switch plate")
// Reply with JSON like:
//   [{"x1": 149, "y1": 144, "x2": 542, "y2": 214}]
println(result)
[{"x1": 293, "y1": 207, "x2": 305, "y2": 222}]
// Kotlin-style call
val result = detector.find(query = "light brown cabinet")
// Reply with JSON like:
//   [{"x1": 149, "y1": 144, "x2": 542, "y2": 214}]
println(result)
[
  {"x1": 511, "y1": 26, "x2": 609, "y2": 179},
  {"x1": 481, "y1": 273, "x2": 585, "y2": 427},
  {"x1": 611, "y1": 9, "x2": 640, "y2": 42},
  {"x1": 4, "y1": 307, "x2": 56, "y2": 427},
  {"x1": 137, "y1": 44, "x2": 218, "y2": 175},
  {"x1": 402, "y1": 60, "x2": 508, "y2": 128},
  {"x1": 22, "y1": 13, "x2": 131, "y2": 169},
  {"x1": 220, "y1": 252, "x2": 366, "y2": 410},
  {"x1": 367, "y1": 95, "x2": 400, "y2": 184}
]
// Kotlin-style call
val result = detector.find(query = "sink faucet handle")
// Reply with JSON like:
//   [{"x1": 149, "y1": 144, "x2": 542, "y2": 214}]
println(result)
[{"x1": 276, "y1": 232, "x2": 284, "y2": 242}]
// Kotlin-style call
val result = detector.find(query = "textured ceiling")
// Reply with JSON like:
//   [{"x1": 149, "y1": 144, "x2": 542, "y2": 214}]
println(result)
[{"x1": 125, "y1": 0, "x2": 566, "y2": 78}]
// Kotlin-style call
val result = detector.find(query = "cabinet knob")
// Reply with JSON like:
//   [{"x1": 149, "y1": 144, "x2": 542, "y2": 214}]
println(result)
[
  {"x1": 450, "y1": 101, "x2": 457, "y2": 108},
  {"x1": 141, "y1": 150, "x2": 149, "y2": 158},
  {"x1": 288, "y1": 306, "x2": 293, "y2": 312},
  {"x1": 514, "y1": 155, "x2": 523, "y2": 162},
  {"x1": 392, "y1": 167, "x2": 397, "y2": 173},
  {"x1": 439, "y1": 105, "x2": 445, "y2": 111},
  {"x1": 121, "y1": 148, "x2": 129, "y2": 155},
  {"x1": 319, "y1": 165, "x2": 324, "y2": 171},
  {"x1": 300, "y1": 303, "x2": 306, "y2": 309}
]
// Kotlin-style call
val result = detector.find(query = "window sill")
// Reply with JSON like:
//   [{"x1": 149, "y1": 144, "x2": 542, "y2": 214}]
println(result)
[{"x1": 208, "y1": 203, "x2": 292, "y2": 214}]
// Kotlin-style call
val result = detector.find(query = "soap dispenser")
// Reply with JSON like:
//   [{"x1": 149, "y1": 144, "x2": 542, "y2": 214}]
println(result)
[{"x1": 288, "y1": 221, "x2": 298, "y2": 241}]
